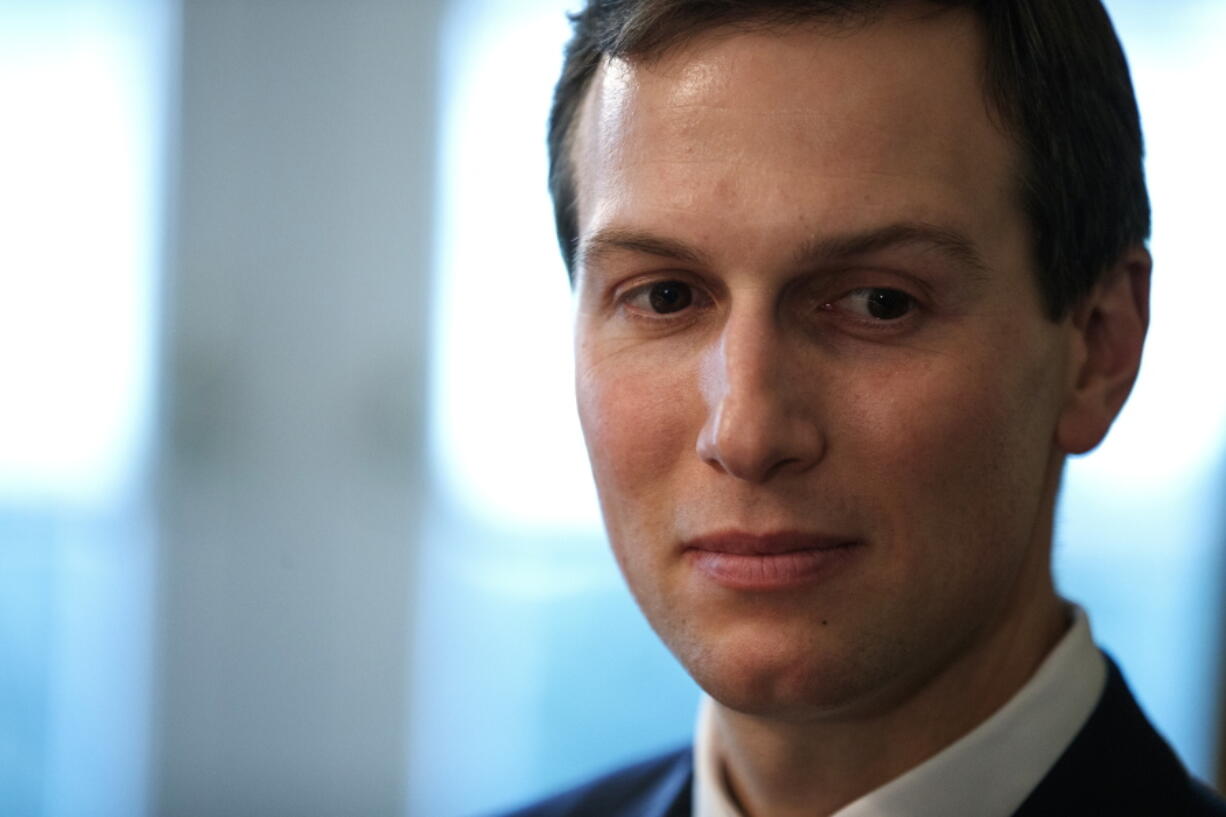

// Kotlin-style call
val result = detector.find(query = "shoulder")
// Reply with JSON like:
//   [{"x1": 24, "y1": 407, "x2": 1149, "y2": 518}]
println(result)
[
  {"x1": 1015, "y1": 654, "x2": 1226, "y2": 816},
  {"x1": 1189, "y1": 780, "x2": 1226, "y2": 817},
  {"x1": 489, "y1": 745, "x2": 693, "y2": 817}
]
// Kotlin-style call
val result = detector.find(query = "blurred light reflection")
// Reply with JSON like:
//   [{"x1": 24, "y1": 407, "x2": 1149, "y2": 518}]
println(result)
[{"x1": 0, "y1": 2, "x2": 170, "y2": 815}]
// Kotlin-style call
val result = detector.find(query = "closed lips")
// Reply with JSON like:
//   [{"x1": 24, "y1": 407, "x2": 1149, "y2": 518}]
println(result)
[
  {"x1": 682, "y1": 531, "x2": 862, "y2": 590},
  {"x1": 682, "y1": 531, "x2": 859, "y2": 555}
]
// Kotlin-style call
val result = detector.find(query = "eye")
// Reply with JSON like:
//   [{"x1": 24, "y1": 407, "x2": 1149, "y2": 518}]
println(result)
[
  {"x1": 628, "y1": 280, "x2": 694, "y2": 314},
  {"x1": 833, "y1": 287, "x2": 916, "y2": 321},
  {"x1": 615, "y1": 277, "x2": 711, "y2": 326}
]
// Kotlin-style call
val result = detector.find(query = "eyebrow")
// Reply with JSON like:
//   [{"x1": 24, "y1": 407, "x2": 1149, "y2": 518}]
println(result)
[
  {"x1": 577, "y1": 229, "x2": 709, "y2": 270},
  {"x1": 577, "y1": 221, "x2": 992, "y2": 280},
  {"x1": 795, "y1": 222, "x2": 992, "y2": 279}
]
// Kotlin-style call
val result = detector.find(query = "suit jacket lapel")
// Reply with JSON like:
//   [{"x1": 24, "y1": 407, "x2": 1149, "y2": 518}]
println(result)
[{"x1": 1012, "y1": 655, "x2": 1200, "y2": 816}]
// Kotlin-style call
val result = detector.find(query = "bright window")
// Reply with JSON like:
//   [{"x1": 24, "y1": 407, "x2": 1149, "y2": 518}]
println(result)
[{"x1": 0, "y1": 2, "x2": 171, "y2": 814}]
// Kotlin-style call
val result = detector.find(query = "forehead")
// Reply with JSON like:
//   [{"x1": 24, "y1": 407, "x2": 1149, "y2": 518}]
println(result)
[{"x1": 570, "y1": 8, "x2": 1024, "y2": 273}]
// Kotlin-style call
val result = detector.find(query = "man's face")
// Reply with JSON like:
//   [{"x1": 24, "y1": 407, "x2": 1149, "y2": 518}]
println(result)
[{"x1": 571, "y1": 8, "x2": 1078, "y2": 718}]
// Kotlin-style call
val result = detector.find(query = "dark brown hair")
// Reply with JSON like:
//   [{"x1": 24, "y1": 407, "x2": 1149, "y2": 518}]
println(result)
[{"x1": 546, "y1": 0, "x2": 1149, "y2": 318}]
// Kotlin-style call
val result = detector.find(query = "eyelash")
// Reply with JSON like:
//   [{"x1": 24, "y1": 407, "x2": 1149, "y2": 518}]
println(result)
[
  {"x1": 614, "y1": 278, "x2": 924, "y2": 333},
  {"x1": 822, "y1": 287, "x2": 919, "y2": 324},
  {"x1": 616, "y1": 278, "x2": 712, "y2": 323}
]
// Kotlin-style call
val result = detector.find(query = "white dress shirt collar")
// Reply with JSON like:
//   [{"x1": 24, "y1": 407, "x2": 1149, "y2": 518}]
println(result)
[{"x1": 693, "y1": 606, "x2": 1106, "y2": 817}]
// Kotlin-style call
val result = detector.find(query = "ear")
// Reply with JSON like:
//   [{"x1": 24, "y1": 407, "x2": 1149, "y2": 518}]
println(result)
[{"x1": 1055, "y1": 245, "x2": 1152, "y2": 455}]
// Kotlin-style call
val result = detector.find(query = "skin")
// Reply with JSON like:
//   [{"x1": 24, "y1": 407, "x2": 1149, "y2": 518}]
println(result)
[{"x1": 569, "y1": 5, "x2": 1150, "y2": 816}]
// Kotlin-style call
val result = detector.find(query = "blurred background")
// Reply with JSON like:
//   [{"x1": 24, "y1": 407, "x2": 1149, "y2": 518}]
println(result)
[{"x1": 0, "y1": 0, "x2": 1222, "y2": 815}]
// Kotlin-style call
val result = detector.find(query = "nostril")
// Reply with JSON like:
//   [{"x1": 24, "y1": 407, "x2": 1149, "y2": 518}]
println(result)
[{"x1": 697, "y1": 386, "x2": 825, "y2": 483}]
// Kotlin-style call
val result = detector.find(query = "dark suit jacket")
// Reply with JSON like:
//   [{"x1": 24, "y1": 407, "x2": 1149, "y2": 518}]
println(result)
[{"x1": 496, "y1": 659, "x2": 1226, "y2": 817}]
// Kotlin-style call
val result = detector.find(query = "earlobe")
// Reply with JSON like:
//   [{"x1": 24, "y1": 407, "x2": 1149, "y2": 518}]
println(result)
[{"x1": 1055, "y1": 246, "x2": 1152, "y2": 455}]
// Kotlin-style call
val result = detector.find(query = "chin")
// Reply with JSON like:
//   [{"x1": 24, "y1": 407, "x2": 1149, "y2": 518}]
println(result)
[
  {"x1": 695, "y1": 655, "x2": 865, "y2": 722},
  {"x1": 666, "y1": 615, "x2": 876, "y2": 720}
]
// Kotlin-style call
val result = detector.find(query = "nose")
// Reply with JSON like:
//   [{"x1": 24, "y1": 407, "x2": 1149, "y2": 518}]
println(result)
[{"x1": 696, "y1": 310, "x2": 825, "y2": 483}]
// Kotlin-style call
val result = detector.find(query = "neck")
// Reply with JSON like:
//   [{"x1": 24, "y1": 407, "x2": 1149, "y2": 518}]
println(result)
[{"x1": 713, "y1": 581, "x2": 1068, "y2": 817}]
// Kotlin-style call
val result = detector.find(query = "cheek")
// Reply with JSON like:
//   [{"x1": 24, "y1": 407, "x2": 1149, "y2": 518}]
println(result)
[
  {"x1": 843, "y1": 349, "x2": 1060, "y2": 537},
  {"x1": 575, "y1": 351, "x2": 702, "y2": 616},
  {"x1": 575, "y1": 352, "x2": 698, "y2": 524}
]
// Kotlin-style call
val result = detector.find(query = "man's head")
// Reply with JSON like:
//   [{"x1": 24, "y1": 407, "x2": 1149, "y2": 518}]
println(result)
[{"x1": 558, "y1": 1, "x2": 1150, "y2": 720}]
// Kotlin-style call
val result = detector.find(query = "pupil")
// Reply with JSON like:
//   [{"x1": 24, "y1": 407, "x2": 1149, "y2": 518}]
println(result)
[
  {"x1": 866, "y1": 289, "x2": 911, "y2": 320},
  {"x1": 649, "y1": 282, "x2": 692, "y2": 314}
]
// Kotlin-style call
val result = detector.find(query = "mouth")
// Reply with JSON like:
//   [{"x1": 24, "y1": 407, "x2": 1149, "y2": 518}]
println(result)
[{"x1": 681, "y1": 530, "x2": 862, "y2": 590}]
